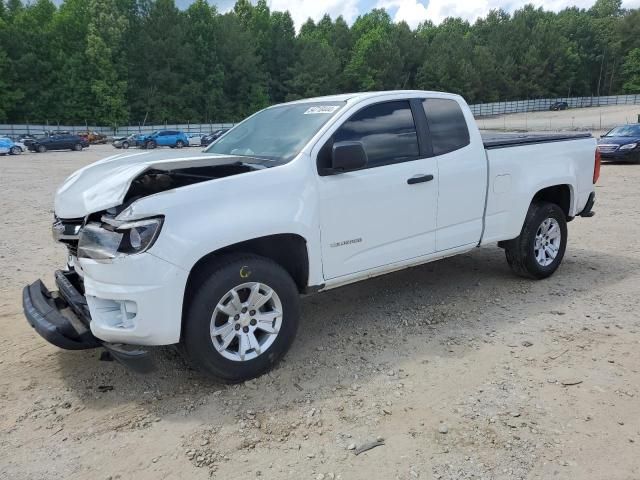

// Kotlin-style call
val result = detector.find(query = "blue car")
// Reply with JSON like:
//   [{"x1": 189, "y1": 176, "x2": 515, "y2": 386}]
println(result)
[
  {"x1": 598, "y1": 124, "x2": 640, "y2": 163},
  {"x1": 0, "y1": 137, "x2": 25, "y2": 155},
  {"x1": 140, "y1": 130, "x2": 189, "y2": 149}
]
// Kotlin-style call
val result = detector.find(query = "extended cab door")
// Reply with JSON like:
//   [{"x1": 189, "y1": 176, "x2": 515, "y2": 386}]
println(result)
[
  {"x1": 421, "y1": 98, "x2": 487, "y2": 251},
  {"x1": 316, "y1": 99, "x2": 439, "y2": 280}
]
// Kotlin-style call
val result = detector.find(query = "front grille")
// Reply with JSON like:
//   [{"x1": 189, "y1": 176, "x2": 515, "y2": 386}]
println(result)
[
  {"x1": 598, "y1": 144, "x2": 619, "y2": 154},
  {"x1": 53, "y1": 217, "x2": 83, "y2": 258}
]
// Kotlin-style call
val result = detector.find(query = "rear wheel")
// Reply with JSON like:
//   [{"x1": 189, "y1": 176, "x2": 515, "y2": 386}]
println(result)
[
  {"x1": 504, "y1": 202, "x2": 567, "y2": 279},
  {"x1": 73, "y1": 143, "x2": 83, "y2": 151},
  {"x1": 10, "y1": 146, "x2": 21, "y2": 155},
  {"x1": 182, "y1": 254, "x2": 300, "y2": 382}
]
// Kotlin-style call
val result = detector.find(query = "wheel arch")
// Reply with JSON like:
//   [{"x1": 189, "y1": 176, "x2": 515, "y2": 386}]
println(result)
[
  {"x1": 531, "y1": 184, "x2": 573, "y2": 219},
  {"x1": 181, "y1": 233, "x2": 310, "y2": 339}
]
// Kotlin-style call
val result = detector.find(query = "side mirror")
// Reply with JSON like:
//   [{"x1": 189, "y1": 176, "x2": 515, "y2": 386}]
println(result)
[{"x1": 331, "y1": 141, "x2": 368, "y2": 173}]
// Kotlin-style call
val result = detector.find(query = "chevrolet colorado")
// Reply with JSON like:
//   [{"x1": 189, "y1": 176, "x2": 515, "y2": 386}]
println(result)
[{"x1": 23, "y1": 91, "x2": 599, "y2": 381}]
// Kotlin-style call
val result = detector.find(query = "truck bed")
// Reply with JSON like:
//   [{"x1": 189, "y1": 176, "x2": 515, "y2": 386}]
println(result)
[{"x1": 482, "y1": 131, "x2": 592, "y2": 149}]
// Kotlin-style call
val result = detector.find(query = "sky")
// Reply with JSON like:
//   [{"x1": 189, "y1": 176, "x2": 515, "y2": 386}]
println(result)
[{"x1": 161, "y1": 0, "x2": 640, "y2": 29}]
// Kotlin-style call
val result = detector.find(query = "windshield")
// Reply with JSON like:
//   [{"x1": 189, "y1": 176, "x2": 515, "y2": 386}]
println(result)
[
  {"x1": 205, "y1": 102, "x2": 346, "y2": 162},
  {"x1": 604, "y1": 125, "x2": 640, "y2": 137}
]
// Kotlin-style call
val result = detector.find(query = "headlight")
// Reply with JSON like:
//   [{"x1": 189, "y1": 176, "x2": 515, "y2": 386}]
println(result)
[
  {"x1": 78, "y1": 217, "x2": 163, "y2": 260},
  {"x1": 619, "y1": 143, "x2": 638, "y2": 151}
]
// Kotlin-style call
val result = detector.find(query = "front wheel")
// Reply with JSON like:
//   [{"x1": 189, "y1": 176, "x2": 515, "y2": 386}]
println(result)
[
  {"x1": 175, "y1": 140, "x2": 184, "y2": 148},
  {"x1": 122, "y1": 141, "x2": 129, "y2": 149},
  {"x1": 146, "y1": 140, "x2": 157, "y2": 149},
  {"x1": 504, "y1": 202, "x2": 567, "y2": 279},
  {"x1": 182, "y1": 254, "x2": 300, "y2": 382},
  {"x1": 37, "y1": 145, "x2": 47, "y2": 153}
]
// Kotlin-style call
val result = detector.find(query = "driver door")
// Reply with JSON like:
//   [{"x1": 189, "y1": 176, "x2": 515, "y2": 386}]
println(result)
[{"x1": 316, "y1": 100, "x2": 439, "y2": 280}]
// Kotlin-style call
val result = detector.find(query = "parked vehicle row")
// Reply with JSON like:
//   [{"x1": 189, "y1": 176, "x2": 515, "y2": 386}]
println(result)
[{"x1": 111, "y1": 129, "x2": 230, "y2": 150}]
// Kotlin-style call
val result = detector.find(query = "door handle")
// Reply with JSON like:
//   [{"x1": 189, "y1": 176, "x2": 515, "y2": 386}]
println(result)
[{"x1": 407, "y1": 174, "x2": 434, "y2": 185}]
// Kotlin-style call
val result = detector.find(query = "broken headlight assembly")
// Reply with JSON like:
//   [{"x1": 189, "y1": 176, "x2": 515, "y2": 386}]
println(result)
[{"x1": 77, "y1": 217, "x2": 164, "y2": 260}]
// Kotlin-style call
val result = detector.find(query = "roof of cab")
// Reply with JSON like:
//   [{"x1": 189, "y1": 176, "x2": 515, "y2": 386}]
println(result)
[{"x1": 278, "y1": 90, "x2": 453, "y2": 107}]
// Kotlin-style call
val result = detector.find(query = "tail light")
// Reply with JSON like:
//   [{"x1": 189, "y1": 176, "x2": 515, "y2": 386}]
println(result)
[{"x1": 593, "y1": 149, "x2": 601, "y2": 184}]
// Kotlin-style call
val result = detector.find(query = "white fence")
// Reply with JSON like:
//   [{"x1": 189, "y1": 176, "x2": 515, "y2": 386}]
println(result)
[{"x1": 469, "y1": 94, "x2": 640, "y2": 117}]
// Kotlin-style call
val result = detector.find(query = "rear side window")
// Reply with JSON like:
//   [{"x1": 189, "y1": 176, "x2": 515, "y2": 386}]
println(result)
[
  {"x1": 333, "y1": 101, "x2": 419, "y2": 168},
  {"x1": 422, "y1": 98, "x2": 470, "y2": 156}
]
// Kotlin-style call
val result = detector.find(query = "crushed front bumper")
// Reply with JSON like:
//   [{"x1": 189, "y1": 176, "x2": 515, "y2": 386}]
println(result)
[{"x1": 23, "y1": 270, "x2": 155, "y2": 373}]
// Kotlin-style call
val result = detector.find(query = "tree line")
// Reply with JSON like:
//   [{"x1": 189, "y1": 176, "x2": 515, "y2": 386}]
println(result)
[{"x1": 0, "y1": 0, "x2": 639, "y2": 126}]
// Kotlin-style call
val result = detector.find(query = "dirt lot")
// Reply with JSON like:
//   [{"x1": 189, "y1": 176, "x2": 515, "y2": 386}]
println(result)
[{"x1": 1, "y1": 143, "x2": 639, "y2": 480}]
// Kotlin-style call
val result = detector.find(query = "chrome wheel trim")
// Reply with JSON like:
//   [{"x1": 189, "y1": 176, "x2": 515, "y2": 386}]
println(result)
[
  {"x1": 534, "y1": 217, "x2": 561, "y2": 267},
  {"x1": 210, "y1": 282, "x2": 283, "y2": 362}
]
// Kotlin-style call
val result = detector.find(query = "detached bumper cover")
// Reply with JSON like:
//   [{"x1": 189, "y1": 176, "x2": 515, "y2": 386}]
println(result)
[{"x1": 22, "y1": 270, "x2": 154, "y2": 373}]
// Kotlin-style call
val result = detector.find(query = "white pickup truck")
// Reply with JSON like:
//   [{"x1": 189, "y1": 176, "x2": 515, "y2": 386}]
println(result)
[{"x1": 23, "y1": 90, "x2": 599, "y2": 381}]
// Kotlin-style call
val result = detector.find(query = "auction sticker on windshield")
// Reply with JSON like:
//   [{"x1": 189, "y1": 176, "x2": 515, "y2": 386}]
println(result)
[{"x1": 304, "y1": 106, "x2": 341, "y2": 114}]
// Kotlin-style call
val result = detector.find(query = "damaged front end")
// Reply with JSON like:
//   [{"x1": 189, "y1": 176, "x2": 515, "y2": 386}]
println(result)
[{"x1": 24, "y1": 155, "x2": 271, "y2": 373}]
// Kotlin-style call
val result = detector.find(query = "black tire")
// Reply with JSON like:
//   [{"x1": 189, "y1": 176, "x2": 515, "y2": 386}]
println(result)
[
  {"x1": 73, "y1": 143, "x2": 83, "y2": 151},
  {"x1": 175, "y1": 140, "x2": 184, "y2": 148},
  {"x1": 504, "y1": 201, "x2": 567, "y2": 279},
  {"x1": 182, "y1": 254, "x2": 300, "y2": 382},
  {"x1": 146, "y1": 140, "x2": 157, "y2": 149},
  {"x1": 37, "y1": 145, "x2": 47, "y2": 153},
  {"x1": 122, "y1": 141, "x2": 129, "y2": 149},
  {"x1": 10, "y1": 146, "x2": 21, "y2": 155}
]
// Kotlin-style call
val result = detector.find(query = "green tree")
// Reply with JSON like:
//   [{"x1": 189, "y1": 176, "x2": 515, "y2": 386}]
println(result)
[
  {"x1": 86, "y1": 0, "x2": 129, "y2": 126},
  {"x1": 622, "y1": 48, "x2": 640, "y2": 92}
]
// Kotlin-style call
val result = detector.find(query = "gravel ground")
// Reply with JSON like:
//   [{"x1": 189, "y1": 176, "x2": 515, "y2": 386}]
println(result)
[{"x1": 1, "y1": 142, "x2": 639, "y2": 480}]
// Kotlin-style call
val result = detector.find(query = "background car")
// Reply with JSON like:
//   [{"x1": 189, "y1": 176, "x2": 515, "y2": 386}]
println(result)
[
  {"x1": 140, "y1": 130, "x2": 189, "y2": 149},
  {"x1": 18, "y1": 133, "x2": 47, "y2": 149},
  {"x1": 0, "y1": 139, "x2": 10, "y2": 155},
  {"x1": 112, "y1": 134, "x2": 137, "y2": 149},
  {"x1": 28, "y1": 134, "x2": 89, "y2": 153},
  {"x1": 78, "y1": 131, "x2": 108, "y2": 144},
  {"x1": 201, "y1": 128, "x2": 230, "y2": 147},
  {"x1": 0, "y1": 137, "x2": 26, "y2": 155},
  {"x1": 549, "y1": 101, "x2": 569, "y2": 111},
  {"x1": 186, "y1": 132, "x2": 204, "y2": 146},
  {"x1": 597, "y1": 124, "x2": 640, "y2": 163}
]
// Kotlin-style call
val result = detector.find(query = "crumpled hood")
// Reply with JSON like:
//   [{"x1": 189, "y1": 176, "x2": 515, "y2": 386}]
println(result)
[{"x1": 54, "y1": 149, "x2": 259, "y2": 219}]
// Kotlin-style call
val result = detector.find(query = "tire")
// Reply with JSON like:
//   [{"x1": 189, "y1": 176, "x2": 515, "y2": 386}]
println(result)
[
  {"x1": 73, "y1": 143, "x2": 83, "y2": 151},
  {"x1": 182, "y1": 254, "x2": 300, "y2": 382},
  {"x1": 10, "y1": 146, "x2": 21, "y2": 155},
  {"x1": 122, "y1": 141, "x2": 129, "y2": 149},
  {"x1": 504, "y1": 201, "x2": 567, "y2": 279},
  {"x1": 37, "y1": 145, "x2": 47, "y2": 153},
  {"x1": 175, "y1": 140, "x2": 184, "y2": 148},
  {"x1": 146, "y1": 140, "x2": 157, "y2": 149}
]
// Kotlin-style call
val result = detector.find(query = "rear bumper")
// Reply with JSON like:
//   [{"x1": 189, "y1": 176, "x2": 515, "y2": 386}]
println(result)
[{"x1": 22, "y1": 270, "x2": 155, "y2": 373}]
